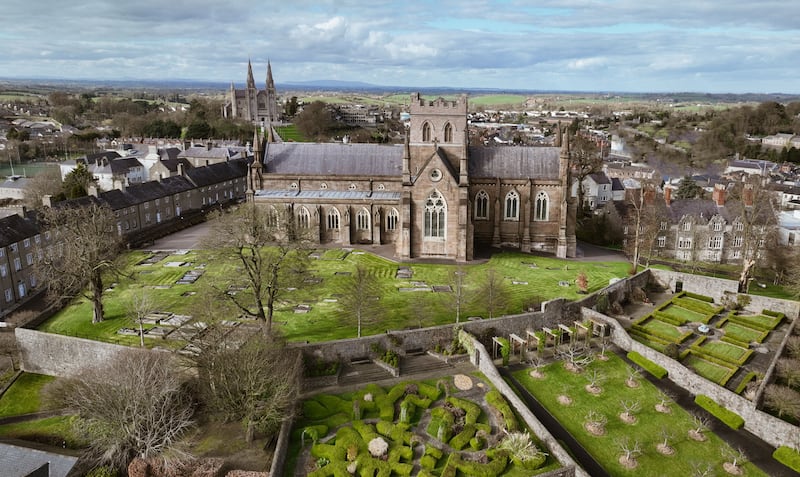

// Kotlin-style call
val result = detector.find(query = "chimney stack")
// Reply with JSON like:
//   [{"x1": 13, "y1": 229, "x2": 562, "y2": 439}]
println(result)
[
  {"x1": 664, "y1": 186, "x2": 672, "y2": 205},
  {"x1": 643, "y1": 184, "x2": 655, "y2": 205},
  {"x1": 743, "y1": 183, "x2": 754, "y2": 207},
  {"x1": 712, "y1": 183, "x2": 726, "y2": 206},
  {"x1": 177, "y1": 163, "x2": 185, "y2": 176},
  {"x1": 206, "y1": 141, "x2": 213, "y2": 151}
]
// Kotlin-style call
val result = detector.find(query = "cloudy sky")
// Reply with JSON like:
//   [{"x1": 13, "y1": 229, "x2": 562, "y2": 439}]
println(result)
[{"x1": 2, "y1": 0, "x2": 799, "y2": 93}]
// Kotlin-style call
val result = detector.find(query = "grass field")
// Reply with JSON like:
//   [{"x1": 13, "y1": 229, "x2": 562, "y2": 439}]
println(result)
[
  {"x1": 274, "y1": 125, "x2": 306, "y2": 142},
  {"x1": 39, "y1": 249, "x2": 629, "y2": 344},
  {"x1": 0, "y1": 162, "x2": 59, "y2": 178},
  {"x1": 512, "y1": 354, "x2": 767, "y2": 476},
  {"x1": 659, "y1": 304, "x2": 704, "y2": 324},
  {"x1": 684, "y1": 355, "x2": 735, "y2": 385},
  {"x1": 0, "y1": 373, "x2": 56, "y2": 418},
  {"x1": 700, "y1": 341, "x2": 751, "y2": 364},
  {"x1": 641, "y1": 319, "x2": 683, "y2": 340},
  {"x1": 721, "y1": 322, "x2": 766, "y2": 344},
  {"x1": 0, "y1": 415, "x2": 85, "y2": 449}
]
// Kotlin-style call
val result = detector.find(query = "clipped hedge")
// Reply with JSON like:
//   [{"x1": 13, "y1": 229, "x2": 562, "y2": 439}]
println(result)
[
  {"x1": 627, "y1": 351, "x2": 668, "y2": 379},
  {"x1": 446, "y1": 396, "x2": 481, "y2": 424},
  {"x1": 417, "y1": 382, "x2": 442, "y2": 401},
  {"x1": 486, "y1": 390, "x2": 518, "y2": 431},
  {"x1": 449, "y1": 423, "x2": 477, "y2": 450},
  {"x1": 376, "y1": 420, "x2": 412, "y2": 445},
  {"x1": 426, "y1": 407, "x2": 455, "y2": 441},
  {"x1": 773, "y1": 446, "x2": 800, "y2": 473},
  {"x1": 653, "y1": 310, "x2": 687, "y2": 327},
  {"x1": 684, "y1": 291, "x2": 713, "y2": 302},
  {"x1": 735, "y1": 372, "x2": 758, "y2": 395},
  {"x1": 695, "y1": 395, "x2": 744, "y2": 429}
]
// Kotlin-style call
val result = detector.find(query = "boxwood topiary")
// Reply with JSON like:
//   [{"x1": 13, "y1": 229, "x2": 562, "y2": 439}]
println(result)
[{"x1": 773, "y1": 446, "x2": 800, "y2": 473}]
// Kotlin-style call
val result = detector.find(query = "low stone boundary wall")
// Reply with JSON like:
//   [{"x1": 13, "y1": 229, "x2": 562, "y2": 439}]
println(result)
[
  {"x1": 15, "y1": 328, "x2": 131, "y2": 377},
  {"x1": 461, "y1": 330, "x2": 582, "y2": 477},
  {"x1": 582, "y1": 307, "x2": 799, "y2": 449}
]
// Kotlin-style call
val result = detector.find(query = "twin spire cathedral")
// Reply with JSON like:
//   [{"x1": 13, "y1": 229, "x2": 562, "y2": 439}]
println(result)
[{"x1": 221, "y1": 60, "x2": 280, "y2": 124}]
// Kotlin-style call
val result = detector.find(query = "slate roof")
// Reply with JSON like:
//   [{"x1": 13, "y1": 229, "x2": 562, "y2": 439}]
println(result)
[
  {"x1": 154, "y1": 157, "x2": 192, "y2": 173},
  {"x1": 100, "y1": 176, "x2": 196, "y2": 210},
  {"x1": 255, "y1": 189, "x2": 400, "y2": 201},
  {"x1": 468, "y1": 146, "x2": 560, "y2": 179},
  {"x1": 611, "y1": 177, "x2": 624, "y2": 191},
  {"x1": 589, "y1": 172, "x2": 611, "y2": 185},
  {"x1": 0, "y1": 442, "x2": 78, "y2": 477},
  {"x1": 0, "y1": 213, "x2": 39, "y2": 246},
  {"x1": 263, "y1": 143, "x2": 403, "y2": 176},
  {"x1": 184, "y1": 158, "x2": 248, "y2": 187},
  {"x1": 179, "y1": 146, "x2": 247, "y2": 160}
]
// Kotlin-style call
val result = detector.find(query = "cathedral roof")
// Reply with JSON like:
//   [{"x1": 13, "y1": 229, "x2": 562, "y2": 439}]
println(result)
[
  {"x1": 263, "y1": 143, "x2": 403, "y2": 176},
  {"x1": 468, "y1": 146, "x2": 560, "y2": 179},
  {"x1": 254, "y1": 189, "x2": 400, "y2": 201}
]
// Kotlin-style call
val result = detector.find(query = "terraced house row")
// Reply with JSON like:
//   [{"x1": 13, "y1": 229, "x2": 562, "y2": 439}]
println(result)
[{"x1": 0, "y1": 158, "x2": 249, "y2": 318}]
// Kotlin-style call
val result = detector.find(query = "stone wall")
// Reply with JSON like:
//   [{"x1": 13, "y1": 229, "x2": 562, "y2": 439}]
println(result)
[
  {"x1": 649, "y1": 269, "x2": 738, "y2": 300},
  {"x1": 582, "y1": 307, "x2": 799, "y2": 449},
  {"x1": 15, "y1": 328, "x2": 131, "y2": 377},
  {"x1": 461, "y1": 330, "x2": 581, "y2": 477},
  {"x1": 296, "y1": 300, "x2": 571, "y2": 363}
]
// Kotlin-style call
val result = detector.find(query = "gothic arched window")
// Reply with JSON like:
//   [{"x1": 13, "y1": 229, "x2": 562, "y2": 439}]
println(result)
[
  {"x1": 386, "y1": 208, "x2": 399, "y2": 231},
  {"x1": 504, "y1": 190, "x2": 520, "y2": 221},
  {"x1": 424, "y1": 190, "x2": 446, "y2": 238},
  {"x1": 296, "y1": 206, "x2": 310, "y2": 229},
  {"x1": 356, "y1": 208, "x2": 370, "y2": 231},
  {"x1": 327, "y1": 208, "x2": 340, "y2": 230},
  {"x1": 422, "y1": 122, "x2": 432, "y2": 142},
  {"x1": 444, "y1": 122, "x2": 453, "y2": 142},
  {"x1": 475, "y1": 190, "x2": 489, "y2": 220},
  {"x1": 535, "y1": 191, "x2": 549, "y2": 221}
]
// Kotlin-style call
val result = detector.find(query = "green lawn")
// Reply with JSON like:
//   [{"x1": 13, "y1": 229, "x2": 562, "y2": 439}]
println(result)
[
  {"x1": 641, "y1": 319, "x2": 684, "y2": 340},
  {"x1": 0, "y1": 373, "x2": 57, "y2": 418},
  {"x1": 0, "y1": 415, "x2": 86, "y2": 449},
  {"x1": 721, "y1": 322, "x2": 767, "y2": 344},
  {"x1": 672, "y1": 297, "x2": 718, "y2": 316},
  {"x1": 731, "y1": 314, "x2": 782, "y2": 331},
  {"x1": 512, "y1": 354, "x2": 767, "y2": 476},
  {"x1": 699, "y1": 341, "x2": 751, "y2": 364},
  {"x1": 659, "y1": 304, "x2": 704, "y2": 324},
  {"x1": 40, "y1": 249, "x2": 630, "y2": 344},
  {"x1": 275, "y1": 125, "x2": 306, "y2": 142},
  {"x1": 683, "y1": 355, "x2": 735, "y2": 385}
]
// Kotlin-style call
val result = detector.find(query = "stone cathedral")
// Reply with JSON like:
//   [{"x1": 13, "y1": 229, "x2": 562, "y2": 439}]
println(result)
[
  {"x1": 222, "y1": 60, "x2": 280, "y2": 124},
  {"x1": 247, "y1": 91, "x2": 576, "y2": 262}
]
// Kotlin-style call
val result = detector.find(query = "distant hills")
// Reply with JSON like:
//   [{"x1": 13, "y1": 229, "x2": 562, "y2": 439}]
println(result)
[{"x1": 1, "y1": 76, "x2": 799, "y2": 102}]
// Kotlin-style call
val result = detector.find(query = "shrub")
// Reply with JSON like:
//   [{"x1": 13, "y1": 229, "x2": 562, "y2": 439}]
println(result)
[
  {"x1": 496, "y1": 337, "x2": 510, "y2": 365},
  {"x1": 684, "y1": 291, "x2": 713, "y2": 302},
  {"x1": 368, "y1": 436, "x2": 389, "y2": 457},
  {"x1": 446, "y1": 396, "x2": 481, "y2": 424},
  {"x1": 86, "y1": 467, "x2": 117, "y2": 477},
  {"x1": 627, "y1": 351, "x2": 668, "y2": 379},
  {"x1": 311, "y1": 443, "x2": 345, "y2": 461},
  {"x1": 449, "y1": 423, "x2": 477, "y2": 450},
  {"x1": 427, "y1": 407, "x2": 454, "y2": 441},
  {"x1": 735, "y1": 372, "x2": 758, "y2": 395},
  {"x1": 420, "y1": 454, "x2": 438, "y2": 470},
  {"x1": 773, "y1": 446, "x2": 800, "y2": 473},
  {"x1": 694, "y1": 395, "x2": 744, "y2": 429},
  {"x1": 424, "y1": 445, "x2": 443, "y2": 460},
  {"x1": 486, "y1": 390, "x2": 518, "y2": 431},
  {"x1": 417, "y1": 382, "x2": 441, "y2": 401},
  {"x1": 497, "y1": 431, "x2": 547, "y2": 470}
]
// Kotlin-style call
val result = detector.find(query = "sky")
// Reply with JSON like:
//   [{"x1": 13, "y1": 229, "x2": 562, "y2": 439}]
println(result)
[{"x1": 2, "y1": 0, "x2": 800, "y2": 94}]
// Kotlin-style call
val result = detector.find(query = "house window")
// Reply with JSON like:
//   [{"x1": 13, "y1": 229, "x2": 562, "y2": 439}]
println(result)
[
  {"x1": 290, "y1": 182, "x2": 298, "y2": 190},
  {"x1": 713, "y1": 222, "x2": 722, "y2": 232},
  {"x1": 733, "y1": 236, "x2": 743, "y2": 247},
  {"x1": 320, "y1": 183, "x2": 328, "y2": 190},
  {"x1": 535, "y1": 191, "x2": 549, "y2": 221},
  {"x1": 144, "y1": 202, "x2": 149, "y2": 209},
  {"x1": 17, "y1": 282, "x2": 25, "y2": 298},
  {"x1": 266, "y1": 207, "x2": 279, "y2": 227},
  {"x1": 732, "y1": 250, "x2": 741, "y2": 259},
  {"x1": 13, "y1": 258, "x2": 21, "y2": 271},
  {"x1": 422, "y1": 122, "x2": 432, "y2": 142},
  {"x1": 377, "y1": 183, "x2": 385, "y2": 191},
  {"x1": 296, "y1": 207, "x2": 310, "y2": 228},
  {"x1": 424, "y1": 190, "x2": 446, "y2": 238},
  {"x1": 683, "y1": 221, "x2": 691, "y2": 231},
  {"x1": 444, "y1": 122, "x2": 453, "y2": 142},
  {"x1": 0, "y1": 265, "x2": 6, "y2": 277},
  {"x1": 9, "y1": 244, "x2": 17, "y2": 253},
  {"x1": 0, "y1": 248, "x2": 4, "y2": 258},
  {"x1": 657, "y1": 236, "x2": 666, "y2": 248},
  {"x1": 386, "y1": 208, "x2": 399, "y2": 231},
  {"x1": 4, "y1": 289, "x2": 11, "y2": 302},
  {"x1": 758, "y1": 238, "x2": 765, "y2": 247},
  {"x1": 349, "y1": 183, "x2": 357, "y2": 191},
  {"x1": 678, "y1": 238, "x2": 692, "y2": 249},
  {"x1": 23, "y1": 238, "x2": 30, "y2": 248},
  {"x1": 356, "y1": 208, "x2": 370, "y2": 231},
  {"x1": 504, "y1": 190, "x2": 520, "y2": 221},
  {"x1": 26, "y1": 253, "x2": 33, "y2": 266},
  {"x1": 660, "y1": 221, "x2": 667, "y2": 231},
  {"x1": 708, "y1": 236, "x2": 723, "y2": 249},
  {"x1": 327, "y1": 208, "x2": 340, "y2": 230},
  {"x1": 45, "y1": 231, "x2": 51, "y2": 240},
  {"x1": 472, "y1": 191, "x2": 488, "y2": 220}
]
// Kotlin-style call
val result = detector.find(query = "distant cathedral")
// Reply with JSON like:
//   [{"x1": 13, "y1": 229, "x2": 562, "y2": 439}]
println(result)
[
  {"x1": 222, "y1": 60, "x2": 280, "y2": 124},
  {"x1": 245, "y1": 65, "x2": 576, "y2": 262}
]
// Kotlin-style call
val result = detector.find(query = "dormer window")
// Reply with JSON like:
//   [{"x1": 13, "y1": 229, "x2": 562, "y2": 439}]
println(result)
[
  {"x1": 289, "y1": 182, "x2": 298, "y2": 190},
  {"x1": 349, "y1": 183, "x2": 357, "y2": 191}
]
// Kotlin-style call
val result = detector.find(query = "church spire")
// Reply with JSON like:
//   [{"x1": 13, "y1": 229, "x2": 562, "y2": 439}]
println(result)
[
  {"x1": 266, "y1": 60, "x2": 275, "y2": 90},
  {"x1": 246, "y1": 58, "x2": 256, "y2": 89}
]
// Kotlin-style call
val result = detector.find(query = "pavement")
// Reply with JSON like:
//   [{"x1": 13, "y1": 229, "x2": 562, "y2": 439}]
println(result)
[{"x1": 139, "y1": 220, "x2": 213, "y2": 251}]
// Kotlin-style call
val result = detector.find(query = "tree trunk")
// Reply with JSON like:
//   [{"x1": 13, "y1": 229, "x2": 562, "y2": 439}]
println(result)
[
  {"x1": 738, "y1": 259, "x2": 755, "y2": 293},
  {"x1": 90, "y1": 272, "x2": 104, "y2": 323}
]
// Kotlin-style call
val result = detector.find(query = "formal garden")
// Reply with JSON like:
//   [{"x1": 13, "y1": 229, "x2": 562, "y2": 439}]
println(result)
[
  {"x1": 288, "y1": 374, "x2": 562, "y2": 476},
  {"x1": 37, "y1": 248, "x2": 630, "y2": 346},
  {"x1": 511, "y1": 353, "x2": 769, "y2": 476}
]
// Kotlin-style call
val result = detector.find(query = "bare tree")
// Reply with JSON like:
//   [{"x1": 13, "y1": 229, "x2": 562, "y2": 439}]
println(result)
[
  {"x1": 727, "y1": 178, "x2": 778, "y2": 293},
  {"x1": 203, "y1": 203, "x2": 310, "y2": 334},
  {"x1": 689, "y1": 413, "x2": 710, "y2": 441},
  {"x1": 721, "y1": 446, "x2": 748, "y2": 474},
  {"x1": 616, "y1": 437, "x2": 642, "y2": 467},
  {"x1": 34, "y1": 200, "x2": 124, "y2": 323},
  {"x1": 471, "y1": 267, "x2": 510, "y2": 319},
  {"x1": 584, "y1": 410, "x2": 607, "y2": 435},
  {"x1": 570, "y1": 132, "x2": 602, "y2": 220},
  {"x1": 763, "y1": 384, "x2": 800, "y2": 420},
  {"x1": 776, "y1": 358, "x2": 800, "y2": 388},
  {"x1": 446, "y1": 266, "x2": 469, "y2": 324},
  {"x1": 690, "y1": 461, "x2": 714, "y2": 477},
  {"x1": 126, "y1": 287, "x2": 156, "y2": 347},
  {"x1": 23, "y1": 166, "x2": 63, "y2": 208},
  {"x1": 190, "y1": 328, "x2": 300, "y2": 443},
  {"x1": 658, "y1": 425, "x2": 675, "y2": 453},
  {"x1": 46, "y1": 349, "x2": 194, "y2": 471},
  {"x1": 337, "y1": 264, "x2": 383, "y2": 338},
  {"x1": 557, "y1": 340, "x2": 594, "y2": 371},
  {"x1": 619, "y1": 399, "x2": 641, "y2": 421}
]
